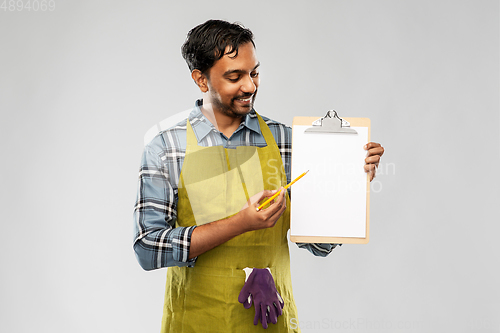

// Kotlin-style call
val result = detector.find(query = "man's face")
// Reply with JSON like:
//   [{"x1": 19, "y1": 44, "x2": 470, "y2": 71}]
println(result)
[{"x1": 204, "y1": 42, "x2": 260, "y2": 118}]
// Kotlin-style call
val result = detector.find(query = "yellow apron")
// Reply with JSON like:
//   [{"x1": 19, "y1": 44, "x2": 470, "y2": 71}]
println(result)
[{"x1": 161, "y1": 113, "x2": 300, "y2": 332}]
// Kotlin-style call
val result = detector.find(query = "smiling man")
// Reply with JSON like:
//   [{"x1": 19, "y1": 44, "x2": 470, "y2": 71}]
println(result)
[
  {"x1": 197, "y1": 42, "x2": 260, "y2": 114},
  {"x1": 133, "y1": 20, "x2": 384, "y2": 333},
  {"x1": 188, "y1": 32, "x2": 261, "y2": 137}
]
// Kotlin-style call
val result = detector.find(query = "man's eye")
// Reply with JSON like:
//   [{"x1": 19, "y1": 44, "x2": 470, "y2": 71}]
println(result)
[
  {"x1": 228, "y1": 77, "x2": 240, "y2": 82},
  {"x1": 251, "y1": 72, "x2": 259, "y2": 78}
]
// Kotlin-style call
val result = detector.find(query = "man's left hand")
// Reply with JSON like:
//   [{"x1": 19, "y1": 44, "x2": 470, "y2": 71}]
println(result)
[{"x1": 364, "y1": 142, "x2": 384, "y2": 182}]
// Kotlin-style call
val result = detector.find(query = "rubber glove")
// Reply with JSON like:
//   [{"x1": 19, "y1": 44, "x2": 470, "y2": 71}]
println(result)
[{"x1": 238, "y1": 267, "x2": 284, "y2": 329}]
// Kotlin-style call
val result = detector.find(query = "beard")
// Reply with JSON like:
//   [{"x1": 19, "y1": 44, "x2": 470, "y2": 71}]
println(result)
[{"x1": 210, "y1": 90, "x2": 258, "y2": 119}]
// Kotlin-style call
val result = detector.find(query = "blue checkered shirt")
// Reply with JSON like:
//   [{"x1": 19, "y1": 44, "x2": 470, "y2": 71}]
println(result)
[{"x1": 133, "y1": 100, "x2": 337, "y2": 270}]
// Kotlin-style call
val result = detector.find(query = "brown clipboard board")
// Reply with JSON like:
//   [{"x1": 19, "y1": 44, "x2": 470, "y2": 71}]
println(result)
[{"x1": 289, "y1": 113, "x2": 371, "y2": 244}]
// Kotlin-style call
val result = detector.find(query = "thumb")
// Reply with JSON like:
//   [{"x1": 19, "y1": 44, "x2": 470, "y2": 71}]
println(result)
[
  {"x1": 261, "y1": 189, "x2": 278, "y2": 199},
  {"x1": 238, "y1": 270, "x2": 256, "y2": 304},
  {"x1": 244, "y1": 190, "x2": 277, "y2": 209},
  {"x1": 238, "y1": 283, "x2": 251, "y2": 304}
]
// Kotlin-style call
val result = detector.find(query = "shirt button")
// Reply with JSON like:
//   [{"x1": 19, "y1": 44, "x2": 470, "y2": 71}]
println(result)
[{"x1": 228, "y1": 140, "x2": 231, "y2": 145}]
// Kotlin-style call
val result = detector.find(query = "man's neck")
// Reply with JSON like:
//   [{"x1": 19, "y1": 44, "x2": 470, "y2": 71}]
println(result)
[{"x1": 200, "y1": 104, "x2": 244, "y2": 139}]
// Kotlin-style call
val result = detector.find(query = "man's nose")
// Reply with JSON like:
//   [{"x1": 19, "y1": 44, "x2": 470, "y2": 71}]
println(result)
[{"x1": 240, "y1": 75, "x2": 256, "y2": 94}]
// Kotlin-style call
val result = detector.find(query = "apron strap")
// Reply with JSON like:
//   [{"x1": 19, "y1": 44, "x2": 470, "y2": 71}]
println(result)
[
  {"x1": 255, "y1": 112, "x2": 280, "y2": 151},
  {"x1": 185, "y1": 119, "x2": 199, "y2": 147}
]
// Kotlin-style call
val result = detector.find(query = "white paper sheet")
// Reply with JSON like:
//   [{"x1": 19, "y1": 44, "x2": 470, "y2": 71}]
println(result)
[{"x1": 290, "y1": 125, "x2": 368, "y2": 238}]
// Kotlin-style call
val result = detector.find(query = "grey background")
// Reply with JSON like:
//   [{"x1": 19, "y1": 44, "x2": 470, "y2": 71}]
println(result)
[{"x1": 1, "y1": 1, "x2": 499, "y2": 332}]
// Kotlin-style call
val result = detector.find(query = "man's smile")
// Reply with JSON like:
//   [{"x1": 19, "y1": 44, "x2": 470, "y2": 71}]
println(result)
[{"x1": 233, "y1": 94, "x2": 254, "y2": 106}]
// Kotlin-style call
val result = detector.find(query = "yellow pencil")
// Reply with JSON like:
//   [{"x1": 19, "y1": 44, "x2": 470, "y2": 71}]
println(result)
[{"x1": 256, "y1": 170, "x2": 309, "y2": 211}]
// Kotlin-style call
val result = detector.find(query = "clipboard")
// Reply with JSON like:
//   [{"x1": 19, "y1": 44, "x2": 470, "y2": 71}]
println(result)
[{"x1": 290, "y1": 111, "x2": 371, "y2": 244}]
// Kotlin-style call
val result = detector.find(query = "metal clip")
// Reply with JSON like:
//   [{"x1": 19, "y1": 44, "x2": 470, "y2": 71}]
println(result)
[{"x1": 305, "y1": 110, "x2": 357, "y2": 134}]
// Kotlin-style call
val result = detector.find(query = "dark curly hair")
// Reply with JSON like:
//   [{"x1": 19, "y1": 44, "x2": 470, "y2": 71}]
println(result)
[{"x1": 181, "y1": 19, "x2": 255, "y2": 75}]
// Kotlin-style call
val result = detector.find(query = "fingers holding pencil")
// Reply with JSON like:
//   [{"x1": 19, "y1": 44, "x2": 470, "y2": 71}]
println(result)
[
  {"x1": 268, "y1": 187, "x2": 286, "y2": 218},
  {"x1": 261, "y1": 187, "x2": 287, "y2": 220},
  {"x1": 240, "y1": 188, "x2": 286, "y2": 232},
  {"x1": 256, "y1": 170, "x2": 309, "y2": 211},
  {"x1": 256, "y1": 187, "x2": 283, "y2": 212}
]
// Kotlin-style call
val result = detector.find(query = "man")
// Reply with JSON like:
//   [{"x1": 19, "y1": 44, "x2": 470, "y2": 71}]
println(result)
[{"x1": 134, "y1": 20, "x2": 384, "y2": 332}]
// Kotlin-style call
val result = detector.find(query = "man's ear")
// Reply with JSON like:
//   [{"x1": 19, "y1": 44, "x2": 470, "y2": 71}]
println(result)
[{"x1": 191, "y1": 70, "x2": 209, "y2": 93}]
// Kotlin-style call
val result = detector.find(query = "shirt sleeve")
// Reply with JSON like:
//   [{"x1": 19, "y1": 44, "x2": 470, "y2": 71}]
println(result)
[
  {"x1": 133, "y1": 143, "x2": 197, "y2": 270},
  {"x1": 296, "y1": 243, "x2": 341, "y2": 257}
]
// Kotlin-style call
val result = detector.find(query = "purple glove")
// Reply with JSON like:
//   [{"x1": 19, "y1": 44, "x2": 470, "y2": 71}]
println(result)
[{"x1": 238, "y1": 268, "x2": 284, "y2": 329}]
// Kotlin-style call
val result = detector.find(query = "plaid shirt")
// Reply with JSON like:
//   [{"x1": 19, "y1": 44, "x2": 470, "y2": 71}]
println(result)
[{"x1": 133, "y1": 100, "x2": 336, "y2": 270}]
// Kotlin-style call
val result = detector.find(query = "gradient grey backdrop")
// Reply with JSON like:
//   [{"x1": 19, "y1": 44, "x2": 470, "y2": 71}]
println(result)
[{"x1": 1, "y1": 1, "x2": 499, "y2": 332}]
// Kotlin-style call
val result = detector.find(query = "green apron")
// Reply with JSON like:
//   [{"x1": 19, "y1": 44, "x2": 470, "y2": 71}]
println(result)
[{"x1": 161, "y1": 113, "x2": 300, "y2": 332}]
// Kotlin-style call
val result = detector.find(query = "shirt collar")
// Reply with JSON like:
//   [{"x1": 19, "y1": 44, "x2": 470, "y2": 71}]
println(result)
[
  {"x1": 244, "y1": 111, "x2": 261, "y2": 135},
  {"x1": 188, "y1": 100, "x2": 214, "y2": 143},
  {"x1": 189, "y1": 99, "x2": 262, "y2": 143}
]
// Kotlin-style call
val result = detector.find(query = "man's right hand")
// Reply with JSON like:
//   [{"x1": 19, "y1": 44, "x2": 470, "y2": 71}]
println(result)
[
  {"x1": 237, "y1": 188, "x2": 287, "y2": 232},
  {"x1": 188, "y1": 188, "x2": 286, "y2": 259}
]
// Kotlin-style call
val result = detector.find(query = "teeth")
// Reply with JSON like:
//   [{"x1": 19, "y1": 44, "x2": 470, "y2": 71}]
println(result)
[{"x1": 238, "y1": 97, "x2": 252, "y2": 101}]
